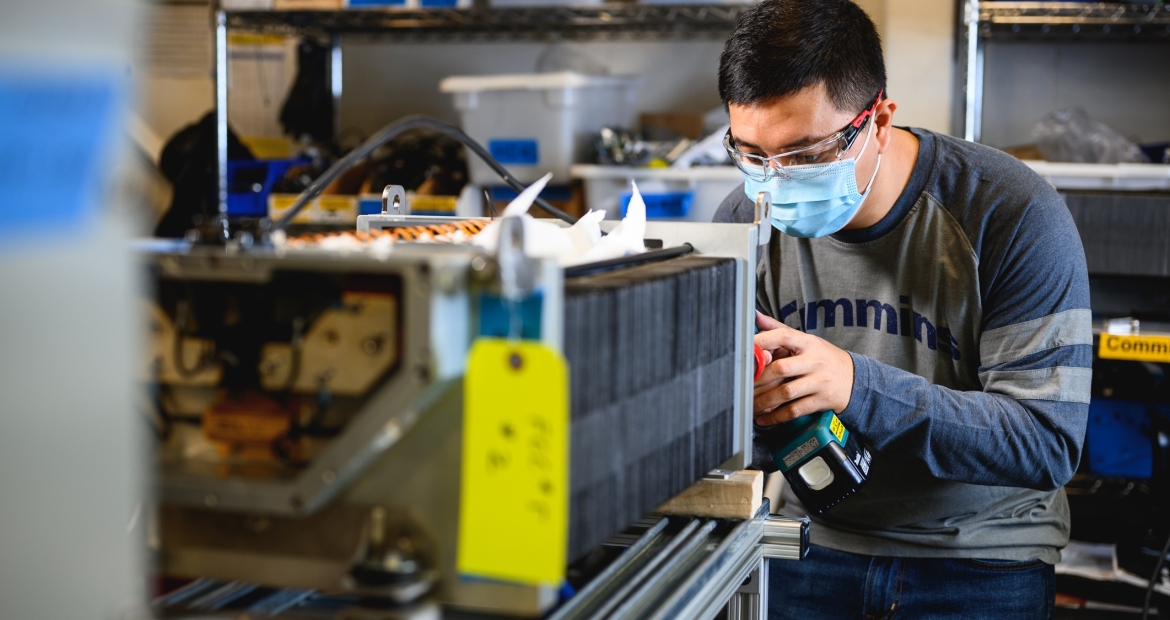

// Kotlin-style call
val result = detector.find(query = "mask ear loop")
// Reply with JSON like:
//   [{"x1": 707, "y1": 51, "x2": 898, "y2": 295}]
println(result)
[
  {"x1": 854, "y1": 112, "x2": 877, "y2": 162},
  {"x1": 856, "y1": 119, "x2": 882, "y2": 199}
]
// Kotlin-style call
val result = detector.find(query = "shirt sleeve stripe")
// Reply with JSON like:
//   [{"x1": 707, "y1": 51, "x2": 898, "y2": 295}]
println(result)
[
  {"x1": 978, "y1": 366, "x2": 1093, "y2": 404},
  {"x1": 979, "y1": 308, "x2": 1093, "y2": 367},
  {"x1": 978, "y1": 344, "x2": 1093, "y2": 375}
]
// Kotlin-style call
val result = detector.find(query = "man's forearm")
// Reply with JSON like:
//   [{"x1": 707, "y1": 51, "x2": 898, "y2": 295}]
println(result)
[{"x1": 840, "y1": 352, "x2": 1088, "y2": 491}]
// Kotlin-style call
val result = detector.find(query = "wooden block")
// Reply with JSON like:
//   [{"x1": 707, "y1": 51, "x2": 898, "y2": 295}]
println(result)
[{"x1": 656, "y1": 470, "x2": 764, "y2": 520}]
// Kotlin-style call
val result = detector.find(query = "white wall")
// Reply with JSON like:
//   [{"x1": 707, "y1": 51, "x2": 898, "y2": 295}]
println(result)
[
  {"x1": 857, "y1": 0, "x2": 956, "y2": 135},
  {"x1": 883, "y1": 0, "x2": 955, "y2": 134},
  {"x1": 133, "y1": 3, "x2": 216, "y2": 145}
]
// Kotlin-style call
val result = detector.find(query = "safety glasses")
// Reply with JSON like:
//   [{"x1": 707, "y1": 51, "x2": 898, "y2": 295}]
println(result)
[{"x1": 724, "y1": 90, "x2": 884, "y2": 182}]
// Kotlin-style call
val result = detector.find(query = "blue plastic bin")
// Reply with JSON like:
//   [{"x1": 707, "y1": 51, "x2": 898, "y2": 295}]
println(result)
[
  {"x1": 619, "y1": 190, "x2": 693, "y2": 220},
  {"x1": 227, "y1": 158, "x2": 309, "y2": 218}
]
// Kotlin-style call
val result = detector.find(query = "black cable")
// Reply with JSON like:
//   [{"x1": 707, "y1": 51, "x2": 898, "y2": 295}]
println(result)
[
  {"x1": 483, "y1": 188, "x2": 499, "y2": 218},
  {"x1": 271, "y1": 116, "x2": 577, "y2": 232},
  {"x1": 1142, "y1": 529, "x2": 1170, "y2": 620},
  {"x1": 564, "y1": 243, "x2": 695, "y2": 279}
]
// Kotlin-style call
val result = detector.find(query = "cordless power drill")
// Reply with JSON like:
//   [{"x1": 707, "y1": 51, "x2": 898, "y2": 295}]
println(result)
[{"x1": 753, "y1": 343, "x2": 873, "y2": 515}]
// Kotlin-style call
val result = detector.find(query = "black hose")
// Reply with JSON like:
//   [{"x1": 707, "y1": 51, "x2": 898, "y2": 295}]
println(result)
[{"x1": 271, "y1": 116, "x2": 577, "y2": 232}]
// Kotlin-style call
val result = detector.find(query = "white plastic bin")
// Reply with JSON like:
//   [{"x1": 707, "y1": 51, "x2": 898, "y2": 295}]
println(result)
[
  {"x1": 571, "y1": 164, "x2": 743, "y2": 222},
  {"x1": 440, "y1": 72, "x2": 640, "y2": 186}
]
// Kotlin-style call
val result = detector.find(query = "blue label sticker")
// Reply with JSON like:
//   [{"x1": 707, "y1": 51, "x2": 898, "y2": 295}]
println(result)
[
  {"x1": 0, "y1": 70, "x2": 120, "y2": 245},
  {"x1": 489, "y1": 139, "x2": 539, "y2": 165}
]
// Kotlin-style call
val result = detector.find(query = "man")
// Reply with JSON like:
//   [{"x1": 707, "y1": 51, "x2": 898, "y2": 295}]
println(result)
[{"x1": 713, "y1": 1, "x2": 1091, "y2": 618}]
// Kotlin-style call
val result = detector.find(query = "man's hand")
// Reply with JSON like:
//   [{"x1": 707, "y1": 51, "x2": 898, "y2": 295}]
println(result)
[{"x1": 753, "y1": 311, "x2": 855, "y2": 426}]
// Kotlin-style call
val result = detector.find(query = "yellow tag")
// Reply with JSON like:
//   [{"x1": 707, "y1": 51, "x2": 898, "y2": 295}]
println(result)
[
  {"x1": 1099, "y1": 334, "x2": 1170, "y2": 363},
  {"x1": 317, "y1": 195, "x2": 357, "y2": 223},
  {"x1": 412, "y1": 195, "x2": 458, "y2": 214},
  {"x1": 228, "y1": 33, "x2": 287, "y2": 47},
  {"x1": 269, "y1": 194, "x2": 312, "y2": 223},
  {"x1": 458, "y1": 339, "x2": 569, "y2": 586},
  {"x1": 239, "y1": 135, "x2": 293, "y2": 160},
  {"x1": 829, "y1": 414, "x2": 845, "y2": 443}
]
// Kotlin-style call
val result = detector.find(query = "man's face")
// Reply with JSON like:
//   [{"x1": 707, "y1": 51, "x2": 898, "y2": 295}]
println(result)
[{"x1": 727, "y1": 83, "x2": 879, "y2": 189}]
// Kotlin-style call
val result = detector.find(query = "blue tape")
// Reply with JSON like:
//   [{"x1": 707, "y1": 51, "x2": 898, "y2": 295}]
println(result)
[{"x1": 0, "y1": 69, "x2": 121, "y2": 246}]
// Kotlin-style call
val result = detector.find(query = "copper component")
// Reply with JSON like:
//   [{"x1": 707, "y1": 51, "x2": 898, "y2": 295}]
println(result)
[{"x1": 287, "y1": 220, "x2": 488, "y2": 248}]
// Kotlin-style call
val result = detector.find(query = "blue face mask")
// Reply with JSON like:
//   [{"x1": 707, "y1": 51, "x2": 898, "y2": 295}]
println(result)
[{"x1": 743, "y1": 120, "x2": 881, "y2": 239}]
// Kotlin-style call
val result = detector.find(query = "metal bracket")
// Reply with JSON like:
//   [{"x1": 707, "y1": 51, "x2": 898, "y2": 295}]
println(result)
[
  {"x1": 727, "y1": 560, "x2": 768, "y2": 620},
  {"x1": 761, "y1": 514, "x2": 809, "y2": 561},
  {"x1": 382, "y1": 185, "x2": 409, "y2": 215},
  {"x1": 754, "y1": 191, "x2": 772, "y2": 247},
  {"x1": 496, "y1": 216, "x2": 537, "y2": 303},
  {"x1": 705, "y1": 468, "x2": 735, "y2": 481}
]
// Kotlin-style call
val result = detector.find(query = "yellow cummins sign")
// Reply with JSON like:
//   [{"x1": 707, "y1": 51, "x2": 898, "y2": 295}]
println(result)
[{"x1": 1098, "y1": 334, "x2": 1170, "y2": 363}]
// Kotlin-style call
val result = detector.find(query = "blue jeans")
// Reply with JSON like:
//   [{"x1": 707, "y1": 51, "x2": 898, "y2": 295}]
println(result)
[{"x1": 768, "y1": 545, "x2": 1054, "y2": 620}]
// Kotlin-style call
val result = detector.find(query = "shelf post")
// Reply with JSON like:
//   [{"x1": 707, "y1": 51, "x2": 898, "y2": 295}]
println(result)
[
  {"x1": 215, "y1": 9, "x2": 230, "y2": 240},
  {"x1": 331, "y1": 33, "x2": 343, "y2": 145},
  {"x1": 962, "y1": 0, "x2": 984, "y2": 143}
]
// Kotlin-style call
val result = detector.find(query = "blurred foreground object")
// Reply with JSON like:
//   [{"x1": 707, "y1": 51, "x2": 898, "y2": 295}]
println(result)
[{"x1": 0, "y1": 0, "x2": 144, "y2": 619}]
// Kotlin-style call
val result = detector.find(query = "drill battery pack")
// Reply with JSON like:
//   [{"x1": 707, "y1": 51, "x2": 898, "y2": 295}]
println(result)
[{"x1": 773, "y1": 412, "x2": 872, "y2": 515}]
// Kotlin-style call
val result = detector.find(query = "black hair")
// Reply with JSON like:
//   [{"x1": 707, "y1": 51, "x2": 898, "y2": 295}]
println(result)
[{"x1": 718, "y1": 0, "x2": 886, "y2": 114}]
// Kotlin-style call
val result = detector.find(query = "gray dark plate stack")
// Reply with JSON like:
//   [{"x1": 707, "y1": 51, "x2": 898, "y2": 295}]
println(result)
[{"x1": 562, "y1": 255, "x2": 739, "y2": 561}]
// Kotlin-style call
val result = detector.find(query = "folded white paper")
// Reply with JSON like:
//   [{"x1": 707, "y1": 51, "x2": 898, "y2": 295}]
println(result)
[{"x1": 472, "y1": 174, "x2": 647, "y2": 267}]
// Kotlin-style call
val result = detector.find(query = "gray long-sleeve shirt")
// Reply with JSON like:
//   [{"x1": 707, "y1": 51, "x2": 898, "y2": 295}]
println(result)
[{"x1": 715, "y1": 127, "x2": 1091, "y2": 563}]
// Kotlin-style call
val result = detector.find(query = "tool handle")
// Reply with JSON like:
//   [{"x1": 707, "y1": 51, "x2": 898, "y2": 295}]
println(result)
[{"x1": 753, "y1": 344, "x2": 767, "y2": 383}]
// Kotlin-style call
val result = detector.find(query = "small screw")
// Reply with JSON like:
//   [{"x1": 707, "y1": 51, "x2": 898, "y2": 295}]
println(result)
[
  {"x1": 362, "y1": 336, "x2": 383, "y2": 356},
  {"x1": 322, "y1": 470, "x2": 337, "y2": 484},
  {"x1": 509, "y1": 353, "x2": 523, "y2": 369},
  {"x1": 204, "y1": 494, "x2": 219, "y2": 508}
]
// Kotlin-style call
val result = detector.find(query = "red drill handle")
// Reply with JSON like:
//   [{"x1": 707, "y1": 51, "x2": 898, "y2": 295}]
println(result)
[{"x1": 753, "y1": 343, "x2": 767, "y2": 383}]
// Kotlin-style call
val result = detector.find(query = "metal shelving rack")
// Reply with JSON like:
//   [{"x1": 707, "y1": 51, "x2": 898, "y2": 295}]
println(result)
[
  {"x1": 958, "y1": 1, "x2": 1170, "y2": 143},
  {"x1": 225, "y1": 4, "x2": 749, "y2": 41},
  {"x1": 212, "y1": 4, "x2": 746, "y2": 225}
]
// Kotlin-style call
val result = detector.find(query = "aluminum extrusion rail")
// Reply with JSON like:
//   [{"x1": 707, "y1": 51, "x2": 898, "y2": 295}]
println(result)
[
  {"x1": 977, "y1": 2, "x2": 1170, "y2": 40},
  {"x1": 551, "y1": 503, "x2": 808, "y2": 620}
]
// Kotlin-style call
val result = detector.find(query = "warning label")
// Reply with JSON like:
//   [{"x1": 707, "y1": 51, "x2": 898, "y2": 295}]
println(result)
[
  {"x1": 830, "y1": 415, "x2": 846, "y2": 443},
  {"x1": 783, "y1": 436, "x2": 821, "y2": 468}
]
